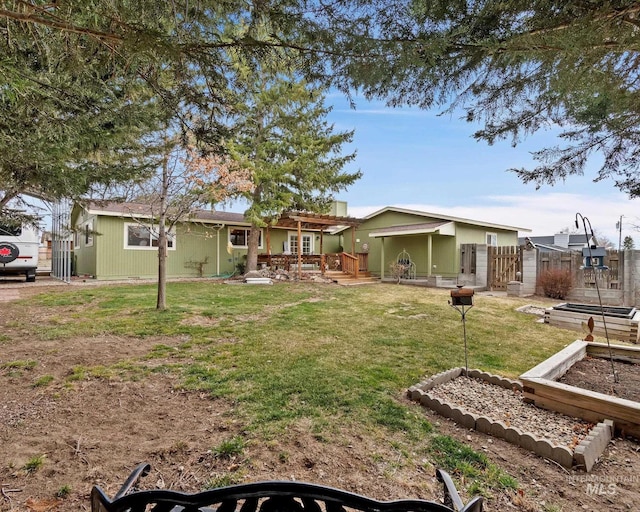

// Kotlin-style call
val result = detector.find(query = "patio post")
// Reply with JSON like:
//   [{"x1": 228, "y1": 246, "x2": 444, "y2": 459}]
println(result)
[
  {"x1": 319, "y1": 230, "x2": 325, "y2": 275},
  {"x1": 266, "y1": 226, "x2": 271, "y2": 266},
  {"x1": 297, "y1": 219, "x2": 302, "y2": 280},
  {"x1": 351, "y1": 226, "x2": 356, "y2": 255},
  {"x1": 427, "y1": 234, "x2": 433, "y2": 276},
  {"x1": 380, "y1": 237, "x2": 385, "y2": 279}
]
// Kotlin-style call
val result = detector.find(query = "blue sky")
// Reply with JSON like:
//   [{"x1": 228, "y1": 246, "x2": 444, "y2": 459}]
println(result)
[{"x1": 320, "y1": 92, "x2": 638, "y2": 246}]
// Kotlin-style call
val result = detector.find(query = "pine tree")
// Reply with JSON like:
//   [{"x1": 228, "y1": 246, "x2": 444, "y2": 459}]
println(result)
[
  {"x1": 226, "y1": 67, "x2": 360, "y2": 272},
  {"x1": 0, "y1": 2, "x2": 167, "y2": 222},
  {"x1": 328, "y1": 1, "x2": 640, "y2": 197}
]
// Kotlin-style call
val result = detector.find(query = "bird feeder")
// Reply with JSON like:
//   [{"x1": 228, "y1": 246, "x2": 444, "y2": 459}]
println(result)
[
  {"x1": 450, "y1": 286, "x2": 474, "y2": 306},
  {"x1": 581, "y1": 247, "x2": 608, "y2": 269},
  {"x1": 449, "y1": 286, "x2": 475, "y2": 376}
]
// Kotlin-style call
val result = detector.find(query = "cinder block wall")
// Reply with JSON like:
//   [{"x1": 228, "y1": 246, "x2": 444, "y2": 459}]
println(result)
[
  {"x1": 475, "y1": 245, "x2": 488, "y2": 289},
  {"x1": 521, "y1": 248, "x2": 537, "y2": 295}
]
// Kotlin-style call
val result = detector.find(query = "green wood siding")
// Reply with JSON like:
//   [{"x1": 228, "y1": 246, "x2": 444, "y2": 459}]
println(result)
[
  {"x1": 323, "y1": 234, "x2": 342, "y2": 253},
  {"x1": 73, "y1": 213, "x2": 342, "y2": 280},
  {"x1": 344, "y1": 210, "x2": 520, "y2": 277},
  {"x1": 344, "y1": 211, "x2": 456, "y2": 277},
  {"x1": 91, "y1": 217, "x2": 224, "y2": 280},
  {"x1": 72, "y1": 208, "x2": 97, "y2": 277},
  {"x1": 455, "y1": 224, "x2": 519, "y2": 246}
]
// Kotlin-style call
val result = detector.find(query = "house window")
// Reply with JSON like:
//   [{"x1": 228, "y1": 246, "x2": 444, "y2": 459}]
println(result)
[
  {"x1": 229, "y1": 227, "x2": 262, "y2": 249},
  {"x1": 85, "y1": 220, "x2": 94, "y2": 247},
  {"x1": 289, "y1": 234, "x2": 313, "y2": 255},
  {"x1": 124, "y1": 223, "x2": 175, "y2": 250},
  {"x1": 486, "y1": 232, "x2": 498, "y2": 247}
]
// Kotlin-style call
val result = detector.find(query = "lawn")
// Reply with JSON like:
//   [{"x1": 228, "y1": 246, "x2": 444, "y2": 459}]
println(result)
[{"x1": 1, "y1": 281, "x2": 634, "y2": 511}]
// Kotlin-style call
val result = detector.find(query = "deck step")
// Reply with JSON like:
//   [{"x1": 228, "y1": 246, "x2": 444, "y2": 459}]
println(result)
[{"x1": 325, "y1": 271, "x2": 379, "y2": 286}]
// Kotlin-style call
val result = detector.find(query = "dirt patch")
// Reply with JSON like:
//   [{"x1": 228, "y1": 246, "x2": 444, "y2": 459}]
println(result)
[
  {"x1": 559, "y1": 355, "x2": 640, "y2": 403},
  {"x1": 1, "y1": 340, "x2": 638, "y2": 512}
]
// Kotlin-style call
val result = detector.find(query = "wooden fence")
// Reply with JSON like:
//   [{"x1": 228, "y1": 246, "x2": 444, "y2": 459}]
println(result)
[
  {"x1": 537, "y1": 250, "x2": 622, "y2": 291},
  {"x1": 488, "y1": 245, "x2": 523, "y2": 291}
]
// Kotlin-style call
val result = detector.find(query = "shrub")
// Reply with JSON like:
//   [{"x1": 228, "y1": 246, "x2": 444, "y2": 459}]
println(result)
[
  {"x1": 389, "y1": 262, "x2": 409, "y2": 283},
  {"x1": 537, "y1": 269, "x2": 573, "y2": 299}
]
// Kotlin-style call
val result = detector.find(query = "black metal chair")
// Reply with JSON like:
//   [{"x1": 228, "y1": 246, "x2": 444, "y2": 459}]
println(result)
[{"x1": 91, "y1": 463, "x2": 483, "y2": 512}]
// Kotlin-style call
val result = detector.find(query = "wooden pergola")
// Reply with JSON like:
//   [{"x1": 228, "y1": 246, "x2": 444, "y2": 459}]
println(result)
[{"x1": 266, "y1": 211, "x2": 362, "y2": 280}]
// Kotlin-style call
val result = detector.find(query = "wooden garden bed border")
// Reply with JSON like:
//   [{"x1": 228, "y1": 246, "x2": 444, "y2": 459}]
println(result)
[
  {"x1": 544, "y1": 306, "x2": 640, "y2": 344},
  {"x1": 520, "y1": 340, "x2": 640, "y2": 439}
]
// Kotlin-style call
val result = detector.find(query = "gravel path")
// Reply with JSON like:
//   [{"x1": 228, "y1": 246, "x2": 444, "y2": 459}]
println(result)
[{"x1": 428, "y1": 376, "x2": 593, "y2": 449}]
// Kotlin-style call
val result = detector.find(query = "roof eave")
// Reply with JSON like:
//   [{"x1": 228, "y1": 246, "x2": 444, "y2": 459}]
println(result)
[{"x1": 364, "y1": 206, "x2": 530, "y2": 232}]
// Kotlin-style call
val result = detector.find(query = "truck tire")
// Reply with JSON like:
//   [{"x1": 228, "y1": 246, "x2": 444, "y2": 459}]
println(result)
[{"x1": 0, "y1": 242, "x2": 19, "y2": 263}]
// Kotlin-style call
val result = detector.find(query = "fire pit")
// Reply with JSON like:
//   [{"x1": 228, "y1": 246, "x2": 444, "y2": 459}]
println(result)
[{"x1": 545, "y1": 303, "x2": 640, "y2": 343}]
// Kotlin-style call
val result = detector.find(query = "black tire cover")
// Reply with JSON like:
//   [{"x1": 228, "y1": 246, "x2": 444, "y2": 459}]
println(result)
[{"x1": 0, "y1": 242, "x2": 19, "y2": 263}]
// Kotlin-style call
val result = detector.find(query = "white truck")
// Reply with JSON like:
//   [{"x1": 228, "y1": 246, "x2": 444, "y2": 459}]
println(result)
[{"x1": 0, "y1": 223, "x2": 39, "y2": 282}]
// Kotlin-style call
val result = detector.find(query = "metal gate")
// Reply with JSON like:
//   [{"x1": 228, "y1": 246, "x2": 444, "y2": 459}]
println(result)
[
  {"x1": 488, "y1": 245, "x2": 522, "y2": 291},
  {"x1": 51, "y1": 199, "x2": 73, "y2": 283}
]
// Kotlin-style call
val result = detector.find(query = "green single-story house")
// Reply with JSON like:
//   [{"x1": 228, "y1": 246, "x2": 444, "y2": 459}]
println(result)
[
  {"x1": 71, "y1": 202, "x2": 530, "y2": 283},
  {"x1": 337, "y1": 207, "x2": 530, "y2": 280},
  {"x1": 70, "y1": 201, "x2": 356, "y2": 280}
]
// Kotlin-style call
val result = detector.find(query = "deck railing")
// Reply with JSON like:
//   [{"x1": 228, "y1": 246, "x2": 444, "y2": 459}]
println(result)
[
  {"x1": 257, "y1": 254, "x2": 321, "y2": 271},
  {"x1": 357, "y1": 252, "x2": 369, "y2": 273},
  {"x1": 257, "y1": 252, "x2": 368, "y2": 279},
  {"x1": 340, "y1": 252, "x2": 360, "y2": 279}
]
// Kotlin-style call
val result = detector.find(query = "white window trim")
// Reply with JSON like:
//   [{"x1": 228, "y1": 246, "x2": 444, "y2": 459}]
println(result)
[
  {"x1": 85, "y1": 219, "x2": 94, "y2": 247},
  {"x1": 124, "y1": 222, "x2": 176, "y2": 251},
  {"x1": 288, "y1": 232, "x2": 314, "y2": 255},
  {"x1": 486, "y1": 232, "x2": 498, "y2": 247},
  {"x1": 228, "y1": 227, "x2": 263, "y2": 249},
  {"x1": 74, "y1": 224, "x2": 82, "y2": 248}
]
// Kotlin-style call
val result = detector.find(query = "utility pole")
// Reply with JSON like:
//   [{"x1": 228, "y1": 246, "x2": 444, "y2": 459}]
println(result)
[{"x1": 616, "y1": 215, "x2": 623, "y2": 251}]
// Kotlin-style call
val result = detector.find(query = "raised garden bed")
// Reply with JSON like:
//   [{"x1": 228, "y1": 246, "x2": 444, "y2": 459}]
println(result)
[
  {"x1": 545, "y1": 303, "x2": 640, "y2": 344},
  {"x1": 520, "y1": 340, "x2": 640, "y2": 441},
  {"x1": 408, "y1": 368, "x2": 612, "y2": 471}
]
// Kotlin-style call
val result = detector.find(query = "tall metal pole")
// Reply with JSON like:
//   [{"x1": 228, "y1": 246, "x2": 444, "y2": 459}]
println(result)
[
  {"x1": 461, "y1": 305, "x2": 469, "y2": 375},
  {"x1": 576, "y1": 212, "x2": 618, "y2": 383},
  {"x1": 618, "y1": 215, "x2": 623, "y2": 252},
  {"x1": 449, "y1": 297, "x2": 473, "y2": 376}
]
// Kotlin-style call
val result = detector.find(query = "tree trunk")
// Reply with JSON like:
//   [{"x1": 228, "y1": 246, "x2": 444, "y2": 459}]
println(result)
[
  {"x1": 156, "y1": 140, "x2": 169, "y2": 310},
  {"x1": 157, "y1": 226, "x2": 167, "y2": 310},
  {"x1": 246, "y1": 224, "x2": 260, "y2": 272}
]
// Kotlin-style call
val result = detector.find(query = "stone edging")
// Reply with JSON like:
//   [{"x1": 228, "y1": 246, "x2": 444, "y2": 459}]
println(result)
[{"x1": 407, "y1": 368, "x2": 613, "y2": 471}]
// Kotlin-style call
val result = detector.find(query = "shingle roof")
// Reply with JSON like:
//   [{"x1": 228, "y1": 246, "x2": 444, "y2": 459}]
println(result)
[{"x1": 83, "y1": 201, "x2": 247, "y2": 224}]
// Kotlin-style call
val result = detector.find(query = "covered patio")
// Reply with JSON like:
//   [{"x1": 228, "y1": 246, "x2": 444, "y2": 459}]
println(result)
[
  {"x1": 258, "y1": 211, "x2": 364, "y2": 280},
  {"x1": 368, "y1": 221, "x2": 455, "y2": 279}
]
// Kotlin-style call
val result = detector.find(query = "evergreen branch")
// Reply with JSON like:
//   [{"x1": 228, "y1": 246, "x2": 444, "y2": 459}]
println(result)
[
  {"x1": 0, "y1": 8, "x2": 124, "y2": 44},
  {"x1": 524, "y1": 4, "x2": 640, "y2": 39}
]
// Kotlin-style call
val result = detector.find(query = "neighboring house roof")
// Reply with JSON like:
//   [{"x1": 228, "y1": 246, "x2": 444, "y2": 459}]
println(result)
[
  {"x1": 335, "y1": 206, "x2": 530, "y2": 234},
  {"x1": 524, "y1": 242, "x2": 569, "y2": 253},
  {"x1": 369, "y1": 221, "x2": 455, "y2": 238},
  {"x1": 518, "y1": 234, "x2": 588, "y2": 252}
]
